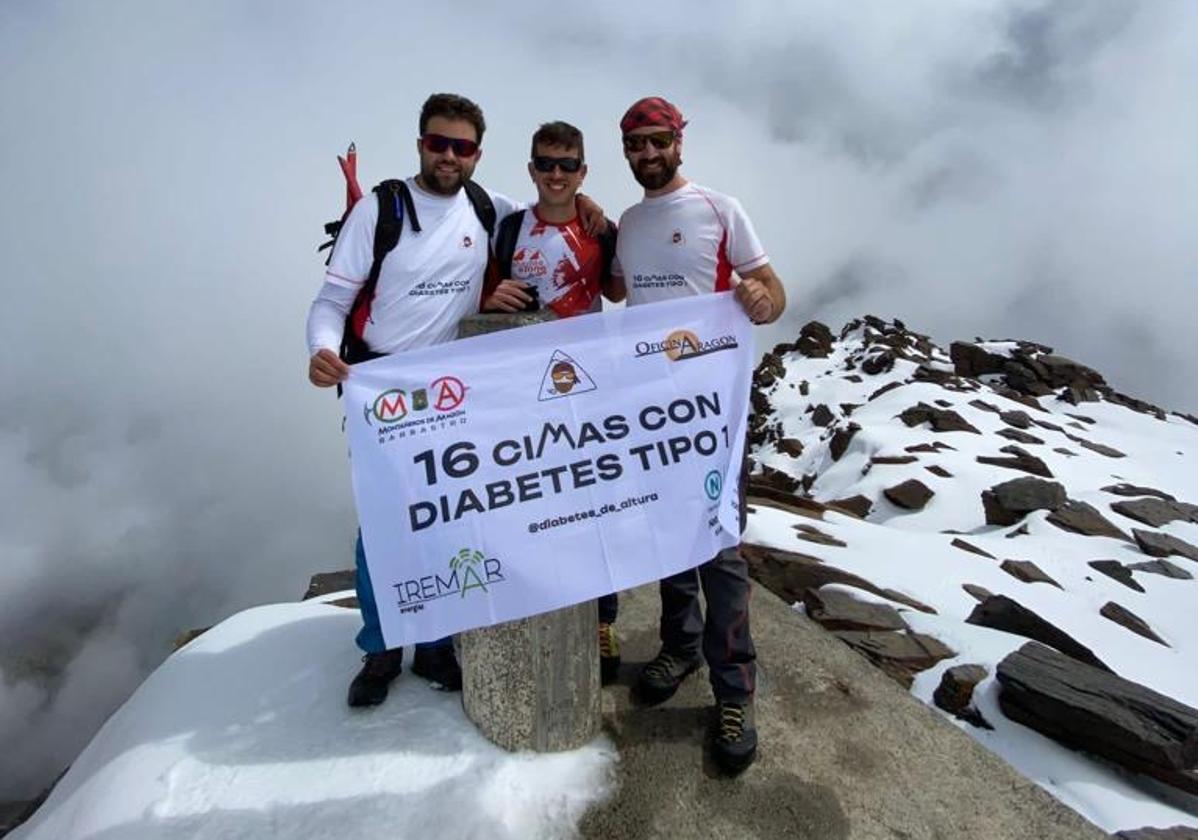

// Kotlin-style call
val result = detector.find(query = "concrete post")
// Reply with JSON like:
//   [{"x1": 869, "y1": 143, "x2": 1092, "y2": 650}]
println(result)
[{"x1": 455, "y1": 311, "x2": 601, "y2": 752}]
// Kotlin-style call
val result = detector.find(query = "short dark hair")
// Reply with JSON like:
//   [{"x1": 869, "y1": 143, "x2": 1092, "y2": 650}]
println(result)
[
  {"x1": 531, "y1": 121, "x2": 584, "y2": 160},
  {"x1": 419, "y1": 93, "x2": 486, "y2": 143}
]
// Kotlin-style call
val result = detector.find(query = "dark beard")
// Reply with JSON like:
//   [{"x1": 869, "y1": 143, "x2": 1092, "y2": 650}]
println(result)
[
  {"x1": 631, "y1": 157, "x2": 677, "y2": 190},
  {"x1": 419, "y1": 161, "x2": 465, "y2": 195}
]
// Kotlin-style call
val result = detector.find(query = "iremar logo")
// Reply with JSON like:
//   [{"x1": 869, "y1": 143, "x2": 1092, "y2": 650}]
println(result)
[
  {"x1": 635, "y1": 329, "x2": 738, "y2": 362},
  {"x1": 365, "y1": 376, "x2": 467, "y2": 425},
  {"x1": 393, "y1": 548, "x2": 506, "y2": 614}
]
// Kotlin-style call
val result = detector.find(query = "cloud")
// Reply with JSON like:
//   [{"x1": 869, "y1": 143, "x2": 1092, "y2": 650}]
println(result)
[{"x1": 1, "y1": 0, "x2": 1195, "y2": 799}]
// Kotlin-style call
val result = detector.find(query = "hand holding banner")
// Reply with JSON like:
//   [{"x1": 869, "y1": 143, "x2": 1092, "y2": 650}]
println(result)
[{"x1": 344, "y1": 293, "x2": 754, "y2": 647}]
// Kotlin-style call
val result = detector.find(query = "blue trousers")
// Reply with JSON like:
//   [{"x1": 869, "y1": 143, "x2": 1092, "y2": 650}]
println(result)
[{"x1": 354, "y1": 533, "x2": 451, "y2": 654}]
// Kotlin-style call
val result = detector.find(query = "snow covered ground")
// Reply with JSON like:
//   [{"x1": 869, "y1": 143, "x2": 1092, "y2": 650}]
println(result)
[
  {"x1": 748, "y1": 319, "x2": 1198, "y2": 833},
  {"x1": 9, "y1": 601, "x2": 615, "y2": 840}
]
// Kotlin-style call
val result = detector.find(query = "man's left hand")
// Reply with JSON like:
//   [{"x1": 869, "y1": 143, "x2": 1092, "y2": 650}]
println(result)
[
  {"x1": 735, "y1": 277, "x2": 776, "y2": 324},
  {"x1": 576, "y1": 194, "x2": 606, "y2": 236}
]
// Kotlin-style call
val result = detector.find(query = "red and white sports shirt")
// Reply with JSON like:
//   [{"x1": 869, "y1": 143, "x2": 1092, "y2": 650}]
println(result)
[
  {"x1": 614, "y1": 182, "x2": 768, "y2": 306},
  {"x1": 505, "y1": 208, "x2": 612, "y2": 318}
]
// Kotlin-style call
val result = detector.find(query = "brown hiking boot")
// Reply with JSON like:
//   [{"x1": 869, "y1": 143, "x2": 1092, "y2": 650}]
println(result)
[{"x1": 347, "y1": 649, "x2": 404, "y2": 708}]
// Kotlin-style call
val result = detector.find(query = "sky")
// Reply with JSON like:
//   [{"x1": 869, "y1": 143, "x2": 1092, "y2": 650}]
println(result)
[{"x1": 1, "y1": 0, "x2": 1195, "y2": 801}]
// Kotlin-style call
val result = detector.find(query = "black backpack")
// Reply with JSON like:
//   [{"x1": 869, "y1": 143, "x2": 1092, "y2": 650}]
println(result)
[
  {"x1": 320, "y1": 179, "x2": 497, "y2": 364},
  {"x1": 490, "y1": 209, "x2": 618, "y2": 311}
]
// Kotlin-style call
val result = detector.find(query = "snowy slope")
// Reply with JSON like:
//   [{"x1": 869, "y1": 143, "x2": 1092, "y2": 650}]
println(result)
[
  {"x1": 9, "y1": 601, "x2": 614, "y2": 840},
  {"x1": 747, "y1": 317, "x2": 1198, "y2": 833}
]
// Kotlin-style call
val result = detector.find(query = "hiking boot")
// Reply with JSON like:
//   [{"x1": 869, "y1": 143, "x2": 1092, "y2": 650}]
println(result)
[
  {"x1": 634, "y1": 648, "x2": 702, "y2": 705},
  {"x1": 411, "y1": 645, "x2": 462, "y2": 692},
  {"x1": 711, "y1": 699, "x2": 757, "y2": 775},
  {"x1": 347, "y1": 649, "x2": 404, "y2": 708},
  {"x1": 598, "y1": 623, "x2": 621, "y2": 686}
]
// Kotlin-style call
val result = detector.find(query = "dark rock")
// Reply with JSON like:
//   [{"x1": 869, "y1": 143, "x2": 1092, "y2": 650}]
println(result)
[
  {"x1": 1060, "y1": 386, "x2": 1100, "y2": 404},
  {"x1": 934, "y1": 399, "x2": 953, "y2": 408},
  {"x1": 1053, "y1": 447, "x2": 1077, "y2": 457},
  {"x1": 1133, "y1": 530, "x2": 1198, "y2": 562},
  {"x1": 1087, "y1": 560, "x2": 1146, "y2": 593},
  {"x1": 1102, "y1": 483, "x2": 1177, "y2": 501},
  {"x1": 843, "y1": 374, "x2": 863, "y2": 383},
  {"x1": 776, "y1": 438, "x2": 804, "y2": 458},
  {"x1": 328, "y1": 596, "x2": 359, "y2": 609},
  {"x1": 173, "y1": 627, "x2": 211, "y2": 650},
  {"x1": 742, "y1": 543, "x2": 937, "y2": 614},
  {"x1": 1000, "y1": 559, "x2": 1062, "y2": 589},
  {"x1": 794, "y1": 523, "x2": 848, "y2": 548},
  {"x1": 861, "y1": 350, "x2": 896, "y2": 375},
  {"x1": 884, "y1": 479, "x2": 935, "y2": 511},
  {"x1": 1006, "y1": 524, "x2": 1030, "y2": 538},
  {"x1": 899, "y1": 402, "x2": 981, "y2": 434},
  {"x1": 840, "y1": 402, "x2": 861, "y2": 416},
  {"x1": 810, "y1": 403, "x2": 835, "y2": 427},
  {"x1": 802, "y1": 588, "x2": 908, "y2": 632},
  {"x1": 796, "y1": 320, "x2": 835, "y2": 358},
  {"x1": 1065, "y1": 435, "x2": 1126, "y2": 458},
  {"x1": 925, "y1": 465, "x2": 953, "y2": 478},
  {"x1": 799, "y1": 380, "x2": 809, "y2": 396},
  {"x1": 976, "y1": 448, "x2": 1053, "y2": 478},
  {"x1": 1127, "y1": 559, "x2": 1193, "y2": 580},
  {"x1": 1100, "y1": 602, "x2": 1168, "y2": 646},
  {"x1": 829, "y1": 423, "x2": 860, "y2": 461},
  {"x1": 1046, "y1": 501, "x2": 1131, "y2": 541},
  {"x1": 981, "y1": 477, "x2": 1067, "y2": 526},
  {"x1": 1035, "y1": 354, "x2": 1106, "y2": 389},
  {"x1": 996, "y1": 427, "x2": 1044, "y2": 445},
  {"x1": 754, "y1": 464, "x2": 802, "y2": 495},
  {"x1": 1104, "y1": 389, "x2": 1168, "y2": 421},
  {"x1": 997, "y1": 642, "x2": 1198, "y2": 794},
  {"x1": 868, "y1": 380, "x2": 906, "y2": 401},
  {"x1": 1117, "y1": 828, "x2": 1198, "y2": 840},
  {"x1": 968, "y1": 399, "x2": 1000, "y2": 413},
  {"x1": 950, "y1": 342, "x2": 1007, "y2": 377},
  {"x1": 828, "y1": 495, "x2": 872, "y2": 519},
  {"x1": 967, "y1": 596, "x2": 1110, "y2": 671},
  {"x1": 1112, "y1": 497, "x2": 1198, "y2": 528},
  {"x1": 832, "y1": 631, "x2": 955, "y2": 688},
  {"x1": 933, "y1": 664, "x2": 993, "y2": 729},
  {"x1": 1032, "y1": 418, "x2": 1065, "y2": 433},
  {"x1": 904, "y1": 443, "x2": 939, "y2": 453},
  {"x1": 951, "y1": 538, "x2": 995, "y2": 559},
  {"x1": 1065, "y1": 413, "x2": 1096, "y2": 425},
  {"x1": 999, "y1": 410, "x2": 1032, "y2": 429},
  {"x1": 962, "y1": 583, "x2": 994, "y2": 603},
  {"x1": 992, "y1": 385, "x2": 1045, "y2": 411},
  {"x1": 871, "y1": 455, "x2": 918, "y2": 465},
  {"x1": 303, "y1": 570, "x2": 356, "y2": 600}
]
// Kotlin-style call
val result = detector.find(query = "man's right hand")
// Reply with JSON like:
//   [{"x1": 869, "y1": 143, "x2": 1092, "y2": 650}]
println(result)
[
  {"x1": 483, "y1": 279, "x2": 535, "y2": 312},
  {"x1": 309, "y1": 348, "x2": 350, "y2": 388}
]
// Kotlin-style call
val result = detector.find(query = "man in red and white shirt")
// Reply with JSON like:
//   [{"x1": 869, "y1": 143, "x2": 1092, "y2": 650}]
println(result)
[
  {"x1": 613, "y1": 96, "x2": 787, "y2": 776},
  {"x1": 481, "y1": 120, "x2": 624, "y2": 684}
]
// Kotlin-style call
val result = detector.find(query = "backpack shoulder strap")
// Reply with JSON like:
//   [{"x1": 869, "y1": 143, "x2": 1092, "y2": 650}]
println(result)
[
  {"x1": 340, "y1": 179, "x2": 418, "y2": 365},
  {"x1": 597, "y1": 218, "x2": 618, "y2": 283},
  {"x1": 493, "y1": 209, "x2": 525, "y2": 282},
  {"x1": 463, "y1": 180, "x2": 497, "y2": 238}
]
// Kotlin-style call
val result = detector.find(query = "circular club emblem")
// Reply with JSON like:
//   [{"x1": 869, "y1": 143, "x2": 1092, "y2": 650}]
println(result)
[
  {"x1": 704, "y1": 469, "x2": 723, "y2": 501},
  {"x1": 371, "y1": 389, "x2": 408, "y2": 423},
  {"x1": 664, "y1": 329, "x2": 701, "y2": 361},
  {"x1": 430, "y1": 376, "x2": 467, "y2": 411}
]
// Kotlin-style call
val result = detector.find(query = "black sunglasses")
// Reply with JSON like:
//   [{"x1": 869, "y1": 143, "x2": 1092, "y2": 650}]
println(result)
[
  {"x1": 622, "y1": 131, "x2": 675, "y2": 152},
  {"x1": 421, "y1": 133, "x2": 480, "y2": 157},
  {"x1": 532, "y1": 155, "x2": 583, "y2": 174}
]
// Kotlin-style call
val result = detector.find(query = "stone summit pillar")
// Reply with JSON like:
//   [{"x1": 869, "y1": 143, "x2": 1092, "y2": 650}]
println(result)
[{"x1": 455, "y1": 311, "x2": 601, "y2": 752}]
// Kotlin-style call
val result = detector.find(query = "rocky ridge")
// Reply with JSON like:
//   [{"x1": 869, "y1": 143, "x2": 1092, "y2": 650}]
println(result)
[{"x1": 744, "y1": 315, "x2": 1198, "y2": 834}]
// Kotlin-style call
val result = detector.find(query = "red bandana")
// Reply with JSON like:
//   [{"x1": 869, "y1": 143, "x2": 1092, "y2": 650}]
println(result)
[{"x1": 620, "y1": 96, "x2": 687, "y2": 136}]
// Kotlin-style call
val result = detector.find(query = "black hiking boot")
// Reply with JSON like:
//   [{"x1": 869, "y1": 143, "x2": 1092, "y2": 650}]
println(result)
[
  {"x1": 411, "y1": 645, "x2": 462, "y2": 692},
  {"x1": 710, "y1": 699, "x2": 757, "y2": 775},
  {"x1": 347, "y1": 648, "x2": 404, "y2": 708},
  {"x1": 634, "y1": 648, "x2": 702, "y2": 705},
  {"x1": 599, "y1": 622, "x2": 621, "y2": 686}
]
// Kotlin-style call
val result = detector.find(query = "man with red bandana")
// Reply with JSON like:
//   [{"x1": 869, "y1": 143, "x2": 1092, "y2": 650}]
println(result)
[{"x1": 613, "y1": 95, "x2": 787, "y2": 775}]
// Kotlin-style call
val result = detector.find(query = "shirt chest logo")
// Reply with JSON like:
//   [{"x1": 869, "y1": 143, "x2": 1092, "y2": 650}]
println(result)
[
  {"x1": 462, "y1": 235, "x2": 474, "y2": 248},
  {"x1": 512, "y1": 247, "x2": 549, "y2": 278},
  {"x1": 671, "y1": 229, "x2": 685, "y2": 245}
]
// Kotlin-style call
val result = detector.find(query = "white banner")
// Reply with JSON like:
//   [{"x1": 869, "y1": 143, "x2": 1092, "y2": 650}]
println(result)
[{"x1": 344, "y1": 293, "x2": 753, "y2": 647}]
